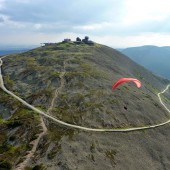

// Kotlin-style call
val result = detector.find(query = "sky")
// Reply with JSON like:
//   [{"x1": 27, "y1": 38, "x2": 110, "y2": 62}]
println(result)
[{"x1": 1, "y1": 0, "x2": 170, "y2": 48}]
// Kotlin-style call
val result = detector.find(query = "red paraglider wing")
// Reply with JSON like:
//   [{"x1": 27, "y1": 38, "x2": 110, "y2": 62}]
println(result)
[{"x1": 112, "y1": 78, "x2": 141, "y2": 90}]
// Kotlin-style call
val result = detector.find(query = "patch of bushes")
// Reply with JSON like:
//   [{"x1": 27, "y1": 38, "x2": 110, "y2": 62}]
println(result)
[
  {"x1": 6, "y1": 119, "x2": 23, "y2": 128},
  {"x1": 25, "y1": 164, "x2": 46, "y2": 170},
  {"x1": 3, "y1": 75, "x2": 15, "y2": 89},
  {"x1": 47, "y1": 145, "x2": 60, "y2": 160},
  {"x1": 105, "y1": 149, "x2": 117, "y2": 166},
  {"x1": 0, "y1": 160, "x2": 12, "y2": 170}
]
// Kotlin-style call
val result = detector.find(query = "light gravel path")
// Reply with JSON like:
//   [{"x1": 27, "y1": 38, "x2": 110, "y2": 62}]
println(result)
[{"x1": 0, "y1": 57, "x2": 170, "y2": 133}]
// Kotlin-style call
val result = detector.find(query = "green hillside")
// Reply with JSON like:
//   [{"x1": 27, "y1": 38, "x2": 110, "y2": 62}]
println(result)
[{"x1": 0, "y1": 42, "x2": 170, "y2": 169}]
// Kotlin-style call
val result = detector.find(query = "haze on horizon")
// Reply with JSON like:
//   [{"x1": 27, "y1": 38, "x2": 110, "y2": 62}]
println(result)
[{"x1": 1, "y1": 0, "x2": 170, "y2": 48}]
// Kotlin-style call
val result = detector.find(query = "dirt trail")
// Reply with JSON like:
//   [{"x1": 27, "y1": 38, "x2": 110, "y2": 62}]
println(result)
[
  {"x1": 17, "y1": 59, "x2": 67, "y2": 169},
  {"x1": 0, "y1": 57, "x2": 48, "y2": 169},
  {"x1": 47, "y1": 60, "x2": 66, "y2": 115},
  {"x1": 16, "y1": 59, "x2": 67, "y2": 169},
  {"x1": 15, "y1": 117, "x2": 47, "y2": 170}
]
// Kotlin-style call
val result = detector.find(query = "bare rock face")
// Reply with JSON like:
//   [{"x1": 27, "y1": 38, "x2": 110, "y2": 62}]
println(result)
[{"x1": 0, "y1": 42, "x2": 170, "y2": 169}]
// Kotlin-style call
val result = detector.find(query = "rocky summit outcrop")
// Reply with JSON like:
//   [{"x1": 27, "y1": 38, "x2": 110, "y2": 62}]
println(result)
[{"x1": 0, "y1": 42, "x2": 170, "y2": 169}]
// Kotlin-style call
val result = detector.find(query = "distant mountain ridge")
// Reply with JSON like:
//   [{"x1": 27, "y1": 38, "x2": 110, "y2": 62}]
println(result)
[
  {"x1": 0, "y1": 45, "x2": 39, "y2": 56},
  {"x1": 121, "y1": 45, "x2": 170, "y2": 79},
  {"x1": 0, "y1": 49, "x2": 30, "y2": 56}
]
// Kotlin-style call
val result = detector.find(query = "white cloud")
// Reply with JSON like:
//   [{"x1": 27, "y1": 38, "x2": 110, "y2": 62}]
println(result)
[
  {"x1": 0, "y1": 14, "x2": 26, "y2": 28},
  {"x1": 0, "y1": 0, "x2": 5, "y2": 9},
  {"x1": 0, "y1": 32, "x2": 85, "y2": 45},
  {"x1": 91, "y1": 33, "x2": 170, "y2": 48},
  {"x1": 123, "y1": 0, "x2": 170, "y2": 25},
  {"x1": 1, "y1": 30, "x2": 170, "y2": 48},
  {"x1": 15, "y1": 0, "x2": 32, "y2": 3},
  {"x1": 74, "y1": 22, "x2": 112, "y2": 30},
  {"x1": 1, "y1": 0, "x2": 170, "y2": 47},
  {"x1": 0, "y1": 15, "x2": 44, "y2": 30},
  {"x1": 0, "y1": 14, "x2": 8, "y2": 24},
  {"x1": 34, "y1": 23, "x2": 42, "y2": 30}
]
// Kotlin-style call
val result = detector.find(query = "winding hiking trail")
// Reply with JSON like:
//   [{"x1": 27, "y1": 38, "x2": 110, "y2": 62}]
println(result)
[
  {"x1": 1, "y1": 56, "x2": 48, "y2": 170},
  {"x1": 0, "y1": 56, "x2": 170, "y2": 134},
  {"x1": 15, "y1": 117, "x2": 47, "y2": 170},
  {"x1": 47, "y1": 60, "x2": 66, "y2": 115}
]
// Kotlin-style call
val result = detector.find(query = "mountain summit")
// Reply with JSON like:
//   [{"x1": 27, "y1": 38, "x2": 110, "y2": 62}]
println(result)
[{"x1": 0, "y1": 42, "x2": 170, "y2": 169}]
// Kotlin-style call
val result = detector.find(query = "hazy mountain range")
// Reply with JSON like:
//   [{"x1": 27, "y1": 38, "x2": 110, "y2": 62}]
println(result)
[
  {"x1": 120, "y1": 45, "x2": 170, "y2": 80},
  {"x1": 0, "y1": 45, "x2": 39, "y2": 56},
  {"x1": 0, "y1": 49, "x2": 30, "y2": 56}
]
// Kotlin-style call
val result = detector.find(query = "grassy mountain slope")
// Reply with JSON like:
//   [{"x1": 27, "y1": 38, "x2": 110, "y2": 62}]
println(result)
[
  {"x1": 0, "y1": 42, "x2": 170, "y2": 169},
  {"x1": 0, "y1": 90, "x2": 42, "y2": 169},
  {"x1": 121, "y1": 45, "x2": 170, "y2": 79}
]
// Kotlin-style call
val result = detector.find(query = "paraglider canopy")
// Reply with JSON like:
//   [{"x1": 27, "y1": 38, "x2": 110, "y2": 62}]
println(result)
[{"x1": 112, "y1": 78, "x2": 141, "y2": 90}]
